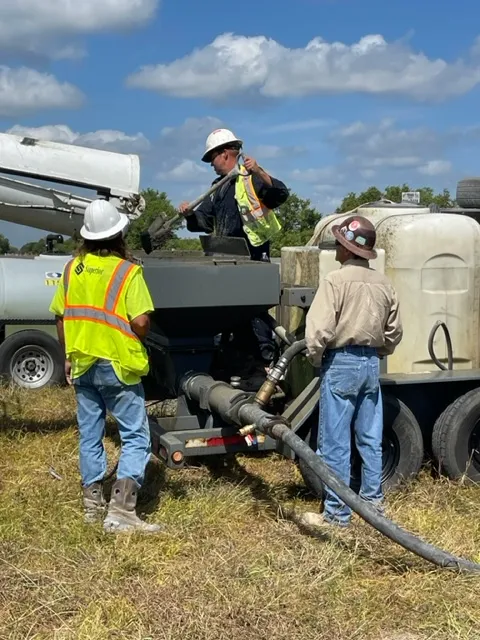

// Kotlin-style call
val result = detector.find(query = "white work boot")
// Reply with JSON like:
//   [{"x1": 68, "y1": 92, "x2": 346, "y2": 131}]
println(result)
[
  {"x1": 297, "y1": 511, "x2": 350, "y2": 531},
  {"x1": 83, "y1": 482, "x2": 106, "y2": 523},
  {"x1": 103, "y1": 478, "x2": 163, "y2": 534}
]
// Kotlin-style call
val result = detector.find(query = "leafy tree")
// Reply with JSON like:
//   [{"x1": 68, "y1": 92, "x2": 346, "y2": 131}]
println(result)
[
  {"x1": 416, "y1": 187, "x2": 454, "y2": 208},
  {"x1": 20, "y1": 236, "x2": 78, "y2": 255},
  {"x1": 337, "y1": 184, "x2": 455, "y2": 213},
  {"x1": 126, "y1": 188, "x2": 181, "y2": 250},
  {"x1": 270, "y1": 192, "x2": 321, "y2": 256},
  {"x1": 337, "y1": 187, "x2": 383, "y2": 213},
  {"x1": 164, "y1": 237, "x2": 202, "y2": 251},
  {"x1": 0, "y1": 233, "x2": 11, "y2": 254}
]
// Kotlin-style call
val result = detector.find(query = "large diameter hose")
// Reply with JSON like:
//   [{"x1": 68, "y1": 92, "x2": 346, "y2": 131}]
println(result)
[
  {"x1": 182, "y1": 372, "x2": 480, "y2": 574},
  {"x1": 255, "y1": 338, "x2": 307, "y2": 406},
  {"x1": 267, "y1": 419, "x2": 480, "y2": 574}
]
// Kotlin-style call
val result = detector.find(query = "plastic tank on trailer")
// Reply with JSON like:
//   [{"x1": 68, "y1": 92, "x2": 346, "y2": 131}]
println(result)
[
  {"x1": 312, "y1": 201, "x2": 480, "y2": 374},
  {"x1": 0, "y1": 254, "x2": 70, "y2": 320}
]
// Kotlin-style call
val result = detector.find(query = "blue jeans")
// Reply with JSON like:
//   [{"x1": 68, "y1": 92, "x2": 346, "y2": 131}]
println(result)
[
  {"x1": 73, "y1": 360, "x2": 152, "y2": 488},
  {"x1": 317, "y1": 346, "x2": 383, "y2": 525}
]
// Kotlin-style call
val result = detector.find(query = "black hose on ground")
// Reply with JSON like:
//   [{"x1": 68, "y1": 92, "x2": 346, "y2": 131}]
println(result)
[
  {"x1": 182, "y1": 370, "x2": 480, "y2": 574},
  {"x1": 264, "y1": 418, "x2": 480, "y2": 574},
  {"x1": 428, "y1": 321, "x2": 454, "y2": 371}
]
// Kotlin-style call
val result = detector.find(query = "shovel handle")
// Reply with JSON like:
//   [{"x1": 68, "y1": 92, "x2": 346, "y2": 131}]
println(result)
[
  {"x1": 145, "y1": 152, "x2": 249, "y2": 250},
  {"x1": 183, "y1": 153, "x2": 247, "y2": 214}
]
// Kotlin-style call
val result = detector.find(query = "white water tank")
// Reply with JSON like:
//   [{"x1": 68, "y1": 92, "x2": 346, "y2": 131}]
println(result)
[
  {"x1": 313, "y1": 201, "x2": 480, "y2": 374},
  {"x1": 0, "y1": 254, "x2": 70, "y2": 320}
]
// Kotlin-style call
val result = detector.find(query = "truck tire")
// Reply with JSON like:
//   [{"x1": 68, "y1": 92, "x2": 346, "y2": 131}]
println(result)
[
  {"x1": 431, "y1": 389, "x2": 480, "y2": 484},
  {"x1": 298, "y1": 394, "x2": 424, "y2": 497},
  {"x1": 456, "y1": 178, "x2": 480, "y2": 209},
  {"x1": 0, "y1": 330, "x2": 65, "y2": 390}
]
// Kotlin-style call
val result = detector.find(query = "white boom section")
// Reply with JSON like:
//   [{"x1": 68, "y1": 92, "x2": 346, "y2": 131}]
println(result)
[{"x1": 0, "y1": 133, "x2": 146, "y2": 237}]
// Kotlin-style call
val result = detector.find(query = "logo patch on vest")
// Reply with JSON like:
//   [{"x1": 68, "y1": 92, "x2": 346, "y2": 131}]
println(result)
[{"x1": 75, "y1": 263, "x2": 84, "y2": 276}]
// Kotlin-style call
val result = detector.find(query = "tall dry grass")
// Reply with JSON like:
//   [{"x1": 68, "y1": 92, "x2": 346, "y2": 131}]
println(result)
[{"x1": 0, "y1": 385, "x2": 479, "y2": 639}]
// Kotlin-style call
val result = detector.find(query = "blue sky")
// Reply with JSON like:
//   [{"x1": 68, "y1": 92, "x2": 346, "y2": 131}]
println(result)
[{"x1": 1, "y1": 0, "x2": 480, "y2": 247}]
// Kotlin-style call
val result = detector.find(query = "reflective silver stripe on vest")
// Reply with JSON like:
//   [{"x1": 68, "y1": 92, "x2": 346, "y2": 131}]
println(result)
[
  {"x1": 64, "y1": 258, "x2": 137, "y2": 338},
  {"x1": 63, "y1": 259, "x2": 74, "y2": 298},
  {"x1": 105, "y1": 260, "x2": 134, "y2": 311},
  {"x1": 242, "y1": 176, "x2": 265, "y2": 220},
  {"x1": 63, "y1": 307, "x2": 136, "y2": 337}
]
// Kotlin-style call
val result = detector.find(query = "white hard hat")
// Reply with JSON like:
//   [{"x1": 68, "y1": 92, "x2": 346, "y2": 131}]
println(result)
[
  {"x1": 80, "y1": 199, "x2": 130, "y2": 241},
  {"x1": 201, "y1": 128, "x2": 243, "y2": 163}
]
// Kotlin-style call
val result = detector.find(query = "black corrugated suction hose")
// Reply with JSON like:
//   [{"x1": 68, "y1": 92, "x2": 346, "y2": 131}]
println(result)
[{"x1": 264, "y1": 417, "x2": 480, "y2": 574}]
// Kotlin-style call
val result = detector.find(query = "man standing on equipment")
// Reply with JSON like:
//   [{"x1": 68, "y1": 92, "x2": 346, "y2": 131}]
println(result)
[
  {"x1": 303, "y1": 216, "x2": 403, "y2": 529},
  {"x1": 178, "y1": 128, "x2": 289, "y2": 375},
  {"x1": 179, "y1": 128, "x2": 289, "y2": 262},
  {"x1": 50, "y1": 199, "x2": 162, "y2": 534}
]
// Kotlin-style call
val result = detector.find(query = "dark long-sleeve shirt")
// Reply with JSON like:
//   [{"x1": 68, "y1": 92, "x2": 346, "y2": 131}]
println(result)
[{"x1": 185, "y1": 172, "x2": 289, "y2": 261}]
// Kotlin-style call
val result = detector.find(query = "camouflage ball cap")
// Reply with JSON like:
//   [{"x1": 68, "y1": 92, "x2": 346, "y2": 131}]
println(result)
[{"x1": 332, "y1": 215, "x2": 377, "y2": 260}]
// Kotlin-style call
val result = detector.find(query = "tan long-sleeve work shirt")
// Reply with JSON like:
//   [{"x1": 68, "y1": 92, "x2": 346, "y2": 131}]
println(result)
[{"x1": 305, "y1": 258, "x2": 403, "y2": 367}]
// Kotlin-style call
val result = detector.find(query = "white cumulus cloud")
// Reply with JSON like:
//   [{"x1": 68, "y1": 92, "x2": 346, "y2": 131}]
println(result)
[
  {"x1": 291, "y1": 166, "x2": 345, "y2": 184},
  {"x1": 0, "y1": 68, "x2": 83, "y2": 116},
  {"x1": 0, "y1": 0, "x2": 159, "y2": 58},
  {"x1": 157, "y1": 160, "x2": 209, "y2": 183},
  {"x1": 126, "y1": 32, "x2": 480, "y2": 102},
  {"x1": 418, "y1": 160, "x2": 452, "y2": 176},
  {"x1": 250, "y1": 144, "x2": 306, "y2": 159},
  {"x1": 6, "y1": 124, "x2": 150, "y2": 154},
  {"x1": 330, "y1": 118, "x2": 446, "y2": 173},
  {"x1": 263, "y1": 118, "x2": 334, "y2": 134}
]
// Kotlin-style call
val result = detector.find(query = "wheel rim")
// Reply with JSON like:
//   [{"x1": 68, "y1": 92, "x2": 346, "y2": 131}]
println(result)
[
  {"x1": 469, "y1": 420, "x2": 480, "y2": 472},
  {"x1": 10, "y1": 345, "x2": 55, "y2": 389},
  {"x1": 349, "y1": 428, "x2": 400, "y2": 487},
  {"x1": 381, "y1": 429, "x2": 401, "y2": 482}
]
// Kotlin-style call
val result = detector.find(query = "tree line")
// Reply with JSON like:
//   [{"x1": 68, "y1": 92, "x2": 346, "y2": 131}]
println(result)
[{"x1": 0, "y1": 184, "x2": 455, "y2": 258}]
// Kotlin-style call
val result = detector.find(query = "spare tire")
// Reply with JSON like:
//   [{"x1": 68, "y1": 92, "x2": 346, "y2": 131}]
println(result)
[
  {"x1": 431, "y1": 388, "x2": 480, "y2": 484},
  {"x1": 456, "y1": 178, "x2": 480, "y2": 209},
  {"x1": 299, "y1": 393, "x2": 424, "y2": 497}
]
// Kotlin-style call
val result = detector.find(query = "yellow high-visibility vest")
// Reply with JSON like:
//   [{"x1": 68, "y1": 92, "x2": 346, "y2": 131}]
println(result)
[
  {"x1": 62, "y1": 255, "x2": 150, "y2": 378},
  {"x1": 234, "y1": 169, "x2": 282, "y2": 247}
]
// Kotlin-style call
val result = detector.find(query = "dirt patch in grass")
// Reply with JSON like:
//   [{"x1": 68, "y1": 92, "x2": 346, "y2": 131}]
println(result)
[{"x1": 0, "y1": 387, "x2": 479, "y2": 639}]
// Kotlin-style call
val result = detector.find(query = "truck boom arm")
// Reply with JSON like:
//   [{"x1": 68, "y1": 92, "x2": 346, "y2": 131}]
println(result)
[{"x1": 0, "y1": 132, "x2": 146, "y2": 238}]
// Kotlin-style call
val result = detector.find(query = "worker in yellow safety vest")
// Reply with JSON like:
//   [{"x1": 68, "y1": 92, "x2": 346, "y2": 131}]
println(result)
[
  {"x1": 49, "y1": 199, "x2": 162, "y2": 534},
  {"x1": 178, "y1": 128, "x2": 289, "y2": 262},
  {"x1": 178, "y1": 129, "x2": 290, "y2": 387}
]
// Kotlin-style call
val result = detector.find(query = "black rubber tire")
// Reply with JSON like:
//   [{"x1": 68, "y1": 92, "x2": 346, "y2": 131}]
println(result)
[
  {"x1": 299, "y1": 393, "x2": 424, "y2": 497},
  {"x1": 0, "y1": 330, "x2": 65, "y2": 389},
  {"x1": 431, "y1": 388, "x2": 480, "y2": 484},
  {"x1": 456, "y1": 178, "x2": 480, "y2": 209}
]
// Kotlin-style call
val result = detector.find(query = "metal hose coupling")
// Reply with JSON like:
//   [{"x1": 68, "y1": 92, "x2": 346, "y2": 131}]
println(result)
[
  {"x1": 239, "y1": 424, "x2": 256, "y2": 436},
  {"x1": 254, "y1": 362, "x2": 292, "y2": 406},
  {"x1": 255, "y1": 339, "x2": 307, "y2": 407}
]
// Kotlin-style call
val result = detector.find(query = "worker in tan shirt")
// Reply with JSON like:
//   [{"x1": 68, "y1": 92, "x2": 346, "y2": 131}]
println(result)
[{"x1": 303, "y1": 215, "x2": 403, "y2": 528}]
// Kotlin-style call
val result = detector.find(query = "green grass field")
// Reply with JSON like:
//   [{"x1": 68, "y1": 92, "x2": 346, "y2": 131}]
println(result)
[{"x1": 0, "y1": 385, "x2": 479, "y2": 640}]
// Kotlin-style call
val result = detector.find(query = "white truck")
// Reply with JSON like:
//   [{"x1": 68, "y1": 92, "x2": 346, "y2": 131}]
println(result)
[{"x1": 0, "y1": 133, "x2": 144, "y2": 388}]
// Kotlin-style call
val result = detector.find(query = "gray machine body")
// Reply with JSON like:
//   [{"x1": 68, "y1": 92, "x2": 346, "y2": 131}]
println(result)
[{"x1": 138, "y1": 246, "x2": 281, "y2": 403}]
